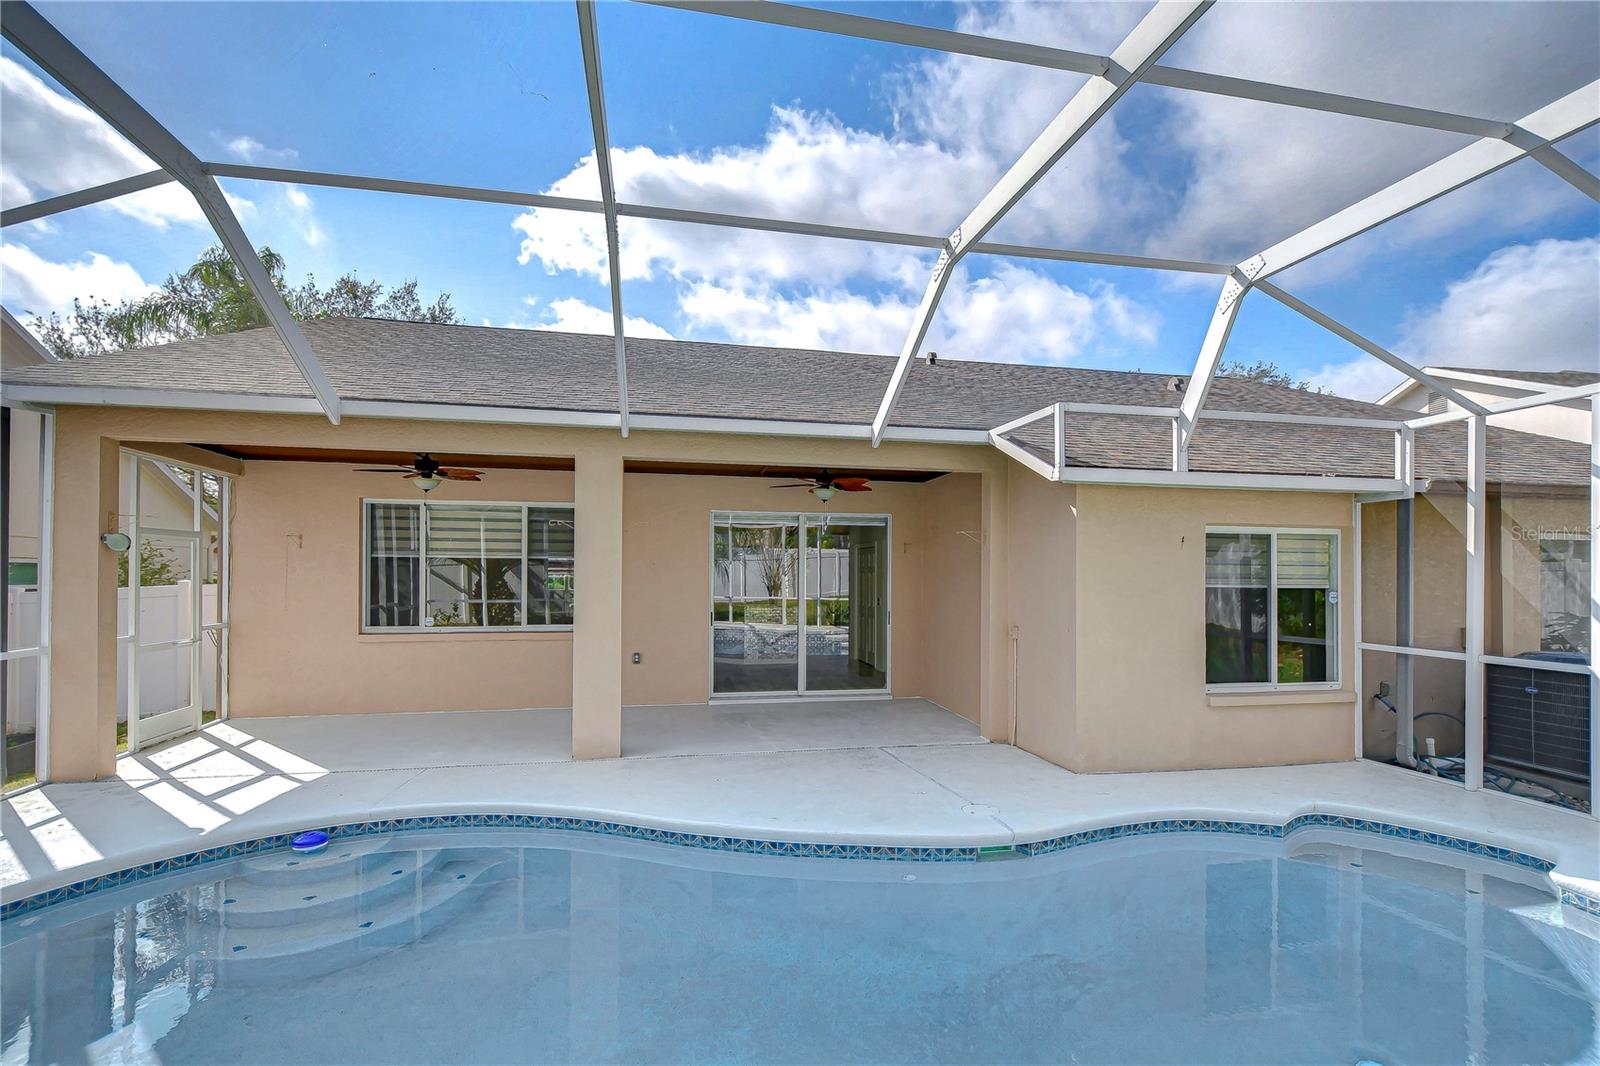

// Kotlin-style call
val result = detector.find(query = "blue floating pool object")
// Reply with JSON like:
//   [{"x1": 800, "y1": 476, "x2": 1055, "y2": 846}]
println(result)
[{"x1": 291, "y1": 831, "x2": 330, "y2": 854}]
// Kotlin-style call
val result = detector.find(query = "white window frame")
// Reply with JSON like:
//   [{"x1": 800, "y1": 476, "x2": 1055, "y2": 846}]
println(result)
[
  {"x1": 706, "y1": 510, "x2": 894, "y2": 699},
  {"x1": 1534, "y1": 530, "x2": 1590, "y2": 655},
  {"x1": 1205, "y1": 525, "x2": 1342, "y2": 693},
  {"x1": 360, "y1": 498, "x2": 575, "y2": 634}
]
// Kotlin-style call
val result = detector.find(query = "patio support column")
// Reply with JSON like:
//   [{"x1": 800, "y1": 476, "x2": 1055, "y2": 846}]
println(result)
[
  {"x1": 979, "y1": 462, "x2": 1011, "y2": 742},
  {"x1": 572, "y1": 440, "x2": 624, "y2": 759},
  {"x1": 46, "y1": 411, "x2": 119, "y2": 781}
]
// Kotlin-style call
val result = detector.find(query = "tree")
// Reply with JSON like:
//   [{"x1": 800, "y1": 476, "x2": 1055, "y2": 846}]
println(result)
[
  {"x1": 31, "y1": 245, "x2": 460, "y2": 360},
  {"x1": 1218, "y1": 359, "x2": 1326, "y2": 393},
  {"x1": 117, "y1": 539, "x2": 184, "y2": 589}
]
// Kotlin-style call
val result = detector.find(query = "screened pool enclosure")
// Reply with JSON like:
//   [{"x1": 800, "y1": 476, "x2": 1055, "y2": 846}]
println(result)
[{"x1": 0, "y1": 0, "x2": 1595, "y2": 809}]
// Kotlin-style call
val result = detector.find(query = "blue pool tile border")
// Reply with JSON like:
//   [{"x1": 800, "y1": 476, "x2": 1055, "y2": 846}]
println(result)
[
  {"x1": 1, "y1": 810, "x2": 1584, "y2": 922},
  {"x1": 1563, "y1": 888, "x2": 1600, "y2": 917}
]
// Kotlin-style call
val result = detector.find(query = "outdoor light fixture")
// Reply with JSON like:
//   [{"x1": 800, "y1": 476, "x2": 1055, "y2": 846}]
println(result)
[
  {"x1": 100, "y1": 531, "x2": 131, "y2": 553},
  {"x1": 813, "y1": 486, "x2": 836, "y2": 503},
  {"x1": 413, "y1": 476, "x2": 441, "y2": 493}
]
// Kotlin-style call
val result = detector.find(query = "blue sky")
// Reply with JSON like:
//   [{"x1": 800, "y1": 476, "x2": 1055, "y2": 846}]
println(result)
[{"x1": 2, "y1": 1, "x2": 1596, "y2": 399}]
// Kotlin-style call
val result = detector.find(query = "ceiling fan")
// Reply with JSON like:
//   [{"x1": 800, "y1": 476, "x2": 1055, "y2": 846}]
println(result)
[
  {"x1": 357, "y1": 453, "x2": 483, "y2": 493},
  {"x1": 771, "y1": 471, "x2": 871, "y2": 503}
]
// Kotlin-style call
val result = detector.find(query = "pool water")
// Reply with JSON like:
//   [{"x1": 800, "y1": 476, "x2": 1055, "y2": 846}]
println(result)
[{"x1": 2, "y1": 829, "x2": 1596, "y2": 1064}]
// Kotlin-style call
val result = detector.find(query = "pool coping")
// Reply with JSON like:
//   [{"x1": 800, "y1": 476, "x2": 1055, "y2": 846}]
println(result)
[{"x1": 5, "y1": 807, "x2": 1597, "y2": 922}]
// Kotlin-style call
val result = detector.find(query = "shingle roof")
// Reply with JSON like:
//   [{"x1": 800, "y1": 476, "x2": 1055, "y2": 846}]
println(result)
[
  {"x1": 1002, "y1": 413, "x2": 1585, "y2": 487},
  {"x1": 2, "y1": 317, "x2": 1587, "y2": 485},
  {"x1": 1, "y1": 317, "x2": 1394, "y2": 426},
  {"x1": 1434, "y1": 366, "x2": 1600, "y2": 388}
]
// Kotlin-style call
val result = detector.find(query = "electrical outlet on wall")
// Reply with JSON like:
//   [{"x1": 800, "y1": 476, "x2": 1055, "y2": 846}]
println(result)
[{"x1": 632, "y1": 652, "x2": 642, "y2": 664}]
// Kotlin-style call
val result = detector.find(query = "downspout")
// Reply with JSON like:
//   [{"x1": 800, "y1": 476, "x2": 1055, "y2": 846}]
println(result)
[{"x1": 1008, "y1": 624, "x2": 1020, "y2": 746}]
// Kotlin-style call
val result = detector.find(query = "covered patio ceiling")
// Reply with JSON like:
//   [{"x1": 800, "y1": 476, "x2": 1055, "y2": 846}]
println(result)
[
  {"x1": 1, "y1": 0, "x2": 1595, "y2": 479},
  {"x1": 184, "y1": 444, "x2": 949, "y2": 484}
]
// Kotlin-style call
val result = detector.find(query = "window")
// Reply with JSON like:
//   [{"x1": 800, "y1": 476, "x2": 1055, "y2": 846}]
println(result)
[
  {"x1": 363, "y1": 501, "x2": 575, "y2": 630},
  {"x1": 1539, "y1": 535, "x2": 1590, "y2": 654},
  {"x1": 1205, "y1": 529, "x2": 1338, "y2": 687}
]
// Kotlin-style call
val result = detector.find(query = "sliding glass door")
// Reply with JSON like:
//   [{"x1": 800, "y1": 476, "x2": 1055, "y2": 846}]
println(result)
[
  {"x1": 711, "y1": 517, "x2": 801, "y2": 694},
  {"x1": 710, "y1": 513, "x2": 889, "y2": 697}
]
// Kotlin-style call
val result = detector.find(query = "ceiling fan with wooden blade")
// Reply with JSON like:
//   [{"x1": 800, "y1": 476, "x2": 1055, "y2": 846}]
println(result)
[
  {"x1": 770, "y1": 471, "x2": 872, "y2": 501},
  {"x1": 356, "y1": 453, "x2": 483, "y2": 492}
]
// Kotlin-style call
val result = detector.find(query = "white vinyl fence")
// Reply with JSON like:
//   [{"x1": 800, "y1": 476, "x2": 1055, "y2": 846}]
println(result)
[
  {"x1": 713, "y1": 547, "x2": 851, "y2": 601},
  {"x1": 4, "y1": 584, "x2": 220, "y2": 735}
]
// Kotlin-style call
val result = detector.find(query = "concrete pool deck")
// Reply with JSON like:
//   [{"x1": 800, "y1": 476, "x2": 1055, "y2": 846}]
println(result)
[{"x1": 3, "y1": 699, "x2": 1597, "y2": 906}]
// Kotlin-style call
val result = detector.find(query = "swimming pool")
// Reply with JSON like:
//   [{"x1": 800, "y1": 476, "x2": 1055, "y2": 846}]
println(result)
[{"x1": 3, "y1": 828, "x2": 1596, "y2": 1064}]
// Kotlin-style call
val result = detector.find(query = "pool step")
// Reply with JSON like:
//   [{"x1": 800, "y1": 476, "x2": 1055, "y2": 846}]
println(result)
[
  {"x1": 207, "y1": 848, "x2": 449, "y2": 928},
  {"x1": 229, "y1": 835, "x2": 400, "y2": 885},
  {"x1": 211, "y1": 854, "x2": 510, "y2": 986}
]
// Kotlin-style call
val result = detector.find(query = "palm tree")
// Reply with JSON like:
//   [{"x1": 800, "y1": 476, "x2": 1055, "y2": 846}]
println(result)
[
  {"x1": 110, "y1": 245, "x2": 286, "y2": 350},
  {"x1": 30, "y1": 245, "x2": 459, "y2": 359}
]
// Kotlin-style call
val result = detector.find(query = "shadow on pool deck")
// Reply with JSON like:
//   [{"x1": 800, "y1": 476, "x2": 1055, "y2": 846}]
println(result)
[{"x1": 3, "y1": 702, "x2": 1597, "y2": 913}]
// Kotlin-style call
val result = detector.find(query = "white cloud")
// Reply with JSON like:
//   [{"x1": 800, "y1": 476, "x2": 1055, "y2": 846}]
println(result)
[
  {"x1": 0, "y1": 57, "x2": 201, "y2": 228},
  {"x1": 514, "y1": 108, "x2": 974, "y2": 286},
  {"x1": 0, "y1": 59, "x2": 300, "y2": 237},
  {"x1": 512, "y1": 4, "x2": 1155, "y2": 286},
  {"x1": 1148, "y1": 1, "x2": 1598, "y2": 267},
  {"x1": 678, "y1": 280, "x2": 912, "y2": 353},
  {"x1": 280, "y1": 185, "x2": 325, "y2": 247},
  {"x1": 528, "y1": 296, "x2": 672, "y2": 340},
  {"x1": 510, "y1": 99, "x2": 1162, "y2": 363},
  {"x1": 681, "y1": 263, "x2": 1159, "y2": 364},
  {"x1": 224, "y1": 135, "x2": 300, "y2": 166},
  {"x1": 1305, "y1": 352, "x2": 1410, "y2": 403},
  {"x1": 1396, "y1": 237, "x2": 1600, "y2": 370},
  {"x1": 1308, "y1": 236, "x2": 1600, "y2": 398},
  {"x1": 508, "y1": 1, "x2": 1594, "y2": 363},
  {"x1": 0, "y1": 242, "x2": 158, "y2": 319}
]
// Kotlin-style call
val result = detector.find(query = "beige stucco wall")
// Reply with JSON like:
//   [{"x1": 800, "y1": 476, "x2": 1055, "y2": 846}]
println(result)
[
  {"x1": 228, "y1": 461, "x2": 578, "y2": 717},
  {"x1": 1359, "y1": 493, "x2": 1469, "y2": 760},
  {"x1": 46, "y1": 402, "x2": 1491, "y2": 781},
  {"x1": 41, "y1": 405, "x2": 1007, "y2": 776},
  {"x1": 1068, "y1": 485, "x2": 1358, "y2": 773},
  {"x1": 234, "y1": 461, "x2": 981, "y2": 717},
  {"x1": 618, "y1": 471, "x2": 954, "y2": 709},
  {"x1": 1005, "y1": 468, "x2": 1077, "y2": 766},
  {"x1": 1492, "y1": 491, "x2": 1590, "y2": 658},
  {"x1": 914, "y1": 472, "x2": 983, "y2": 723},
  {"x1": 47, "y1": 415, "x2": 119, "y2": 781}
]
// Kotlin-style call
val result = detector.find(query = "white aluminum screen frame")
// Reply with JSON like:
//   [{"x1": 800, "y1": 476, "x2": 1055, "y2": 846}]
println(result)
[
  {"x1": 120, "y1": 451, "x2": 233, "y2": 754},
  {"x1": 0, "y1": 0, "x2": 1592, "y2": 451},
  {"x1": 0, "y1": 407, "x2": 54, "y2": 789},
  {"x1": 1, "y1": 2, "x2": 1595, "y2": 802},
  {"x1": 1349, "y1": 388, "x2": 1599, "y2": 816}
]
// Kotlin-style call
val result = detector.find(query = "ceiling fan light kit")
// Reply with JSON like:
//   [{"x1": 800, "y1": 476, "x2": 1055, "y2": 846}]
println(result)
[
  {"x1": 357, "y1": 453, "x2": 485, "y2": 492},
  {"x1": 770, "y1": 471, "x2": 873, "y2": 503}
]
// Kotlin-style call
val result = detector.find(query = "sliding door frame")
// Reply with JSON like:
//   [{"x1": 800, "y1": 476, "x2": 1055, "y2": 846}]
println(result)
[{"x1": 708, "y1": 510, "x2": 892, "y2": 700}]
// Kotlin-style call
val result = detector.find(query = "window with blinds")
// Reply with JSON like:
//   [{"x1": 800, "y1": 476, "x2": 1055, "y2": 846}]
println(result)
[
  {"x1": 363, "y1": 501, "x2": 576, "y2": 630},
  {"x1": 1205, "y1": 528, "x2": 1338, "y2": 687}
]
